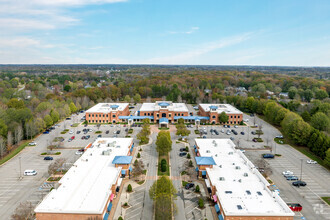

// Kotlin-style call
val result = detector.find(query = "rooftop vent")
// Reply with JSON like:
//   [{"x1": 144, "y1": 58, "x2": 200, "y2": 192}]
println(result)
[
  {"x1": 238, "y1": 179, "x2": 242, "y2": 183},
  {"x1": 235, "y1": 166, "x2": 241, "y2": 170},
  {"x1": 212, "y1": 140, "x2": 216, "y2": 144},
  {"x1": 232, "y1": 163, "x2": 235, "y2": 165},
  {"x1": 229, "y1": 152, "x2": 233, "y2": 155},
  {"x1": 243, "y1": 173, "x2": 248, "y2": 177},
  {"x1": 237, "y1": 205, "x2": 243, "y2": 210},
  {"x1": 206, "y1": 150, "x2": 211, "y2": 153},
  {"x1": 225, "y1": 191, "x2": 232, "y2": 194},
  {"x1": 257, "y1": 191, "x2": 263, "y2": 196},
  {"x1": 215, "y1": 154, "x2": 218, "y2": 157},
  {"x1": 219, "y1": 177, "x2": 225, "y2": 181},
  {"x1": 246, "y1": 190, "x2": 251, "y2": 195},
  {"x1": 219, "y1": 165, "x2": 222, "y2": 168}
]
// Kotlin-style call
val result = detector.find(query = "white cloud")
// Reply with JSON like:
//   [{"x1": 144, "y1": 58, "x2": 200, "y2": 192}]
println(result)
[
  {"x1": 146, "y1": 33, "x2": 253, "y2": 64},
  {"x1": 0, "y1": 37, "x2": 55, "y2": 49},
  {"x1": 169, "y1": 26, "x2": 199, "y2": 35}
]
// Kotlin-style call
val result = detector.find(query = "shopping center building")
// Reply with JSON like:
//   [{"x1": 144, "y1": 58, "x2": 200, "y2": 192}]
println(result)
[
  {"x1": 198, "y1": 104, "x2": 243, "y2": 124},
  {"x1": 35, "y1": 138, "x2": 134, "y2": 220},
  {"x1": 85, "y1": 103, "x2": 130, "y2": 124},
  {"x1": 194, "y1": 139, "x2": 294, "y2": 220}
]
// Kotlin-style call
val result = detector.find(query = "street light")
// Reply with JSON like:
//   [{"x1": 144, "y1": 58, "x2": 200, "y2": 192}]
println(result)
[
  {"x1": 19, "y1": 157, "x2": 22, "y2": 180},
  {"x1": 300, "y1": 159, "x2": 303, "y2": 181}
]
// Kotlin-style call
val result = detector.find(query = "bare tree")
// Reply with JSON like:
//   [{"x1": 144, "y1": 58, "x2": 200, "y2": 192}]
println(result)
[
  {"x1": 0, "y1": 137, "x2": 6, "y2": 158},
  {"x1": 132, "y1": 159, "x2": 145, "y2": 180},
  {"x1": 7, "y1": 131, "x2": 13, "y2": 152},
  {"x1": 48, "y1": 158, "x2": 67, "y2": 176},
  {"x1": 254, "y1": 159, "x2": 272, "y2": 178},
  {"x1": 257, "y1": 124, "x2": 263, "y2": 138},
  {"x1": 146, "y1": 96, "x2": 151, "y2": 102},
  {"x1": 14, "y1": 124, "x2": 23, "y2": 145},
  {"x1": 11, "y1": 201, "x2": 35, "y2": 220}
]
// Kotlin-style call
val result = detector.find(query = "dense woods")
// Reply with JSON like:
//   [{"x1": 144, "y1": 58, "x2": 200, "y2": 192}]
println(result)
[{"x1": 0, "y1": 65, "x2": 329, "y2": 166}]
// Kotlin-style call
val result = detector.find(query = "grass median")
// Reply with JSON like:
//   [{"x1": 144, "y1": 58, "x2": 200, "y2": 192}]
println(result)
[{"x1": 0, "y1": 142, "x2": 28, "y2": 166}]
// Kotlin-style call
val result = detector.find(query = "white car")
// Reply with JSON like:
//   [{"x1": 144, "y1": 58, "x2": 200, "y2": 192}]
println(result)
[
  {"x1": 221, "y1": 129, "x2": 224, "y2": 133},
  {"x1": 75, "y1": 151, "x2": 83, "y2": 155},
  {"x1": 243, "y1": 119, "x2": 249, "y2": 122},
  {"x1": 239, "y1": 149, "x2": 246, "y2": 153},
  {"x1": 234, "y1": 125, "x2": 238, "y2": 128},
  {"x1": 113, "y1": 131, "x2": 117, "y2": 134},
  {"x1": 69, "y1": 130, "x2": 73, "y2": 134},
  {"x1": 282, "y1": 171, "x2": 293, "y2": 176},
  {"x1": 24, "y1": 170, "x2": 37, "y2": 176},
  {"x1": 307, "y1": 160, "x2": 317, "y2": 164},
  {"x1": 276, "y1": 135, "x2": 283, "y2": 139},
  {"x1": 28, "y1": 142, "x2": 36, "y2": 146}
]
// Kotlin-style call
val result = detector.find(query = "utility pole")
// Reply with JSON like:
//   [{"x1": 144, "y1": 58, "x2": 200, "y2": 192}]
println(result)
[
  {"x1": 19, "y1": 157, "x2": 22, "y2": 180},
  {"x1": 300, "y1": 159, "x2": 303, "y2": 181}
]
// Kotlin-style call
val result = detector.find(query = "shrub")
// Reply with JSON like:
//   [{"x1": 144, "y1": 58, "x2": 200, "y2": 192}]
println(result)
[
  {"x1": 55, "y1": 152, "x2": 61, "y2": 155},
  {"x1": 124, "y1": 202, "x2": 128, "y2": 206},
  {"x1": 198, "y1": 198, "x2": 204, "y2": 208},
  {"x1": 139, "y1": 148, "x2": 142, "y2": 151},
  {"x1": 185, "y1": 146, "x2": 189, "y2": 152},
  {"x1": 161, "y1": 159, "x2": 167, "y2": 172},
  {"x1": 187, "y1": 153, "x2": 191, "y2": 159},
  {"x1": 41, "y1": 152, "x2": 47, "y2": 155},
  {"x1": 118, "y1": 217, "x2": 123, "y2": 220},
  {"x1": 189, "y1": 160, "x2": 193, "y2": 167},
  {"x1": 195, "y1": 185, "x2": 200, "y2": 193},
  {"x1": 182, "y1": 181, "x2": 188, "y2": 186},
  {"x1": 95, "y1": 131, "x2": 102, "y2": 134},
  {"x1": 137, "y1": 152, "x2": 141, "y2": 158},
  {"x1": 127, "y1": 184, "x2": 132, "y2": 192}
]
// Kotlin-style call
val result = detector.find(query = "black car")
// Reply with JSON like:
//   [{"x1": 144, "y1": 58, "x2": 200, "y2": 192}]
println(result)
[
  {"x1": 97, "y1": 134, "x2": 102, "y2": 138},
  {"x1": 179, "y1": 152, "x2": 187, "y2": 157},
  {"x1": 292, "y1": 181, "x2": 306, "y2": 187},
  {"x1": 44, "y1": 156, "x2": 53, "y2": 160},
  {"x1": 84, "y1": 124, "x2": 87, "y2": 127},
  {"x1": 214, "y1": 130, "x2": 219, "y2": 135},
  {"x1": 116, "y1": 130, "x2": 120, "y2": 134},
  {"x1": 179, "y1": 148, "x2": 186, "y2": 152},
  {"x1": 185, "y1": 183, "x2": 195, "y2": 189},
  {"x1": 106, "y1": 130, "x2": 109, "y2": 134},
  {"x1": 240, "y1": 132, "x2": 245, "y2": 135},
  {"x1": 77, "y1": 131, "x2": 81, "y2": 134}
]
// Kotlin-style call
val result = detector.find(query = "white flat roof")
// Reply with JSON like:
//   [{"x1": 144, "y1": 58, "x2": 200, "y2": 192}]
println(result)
[
  {"x1": 86, "y1": 103, "x2": 129, "y2": 114},
  {"x1": 195, "y1": 139, "x2": 294, "y2": 217},
  {"x1": 199, "y1": 104, "x2": 242, "y2": 114},
  {"x1": 35, "y1": 138, "x2": 133, "y2": 214},
  {"x1": 140, "y1": 101, "x2": 188, "y2": 112}
]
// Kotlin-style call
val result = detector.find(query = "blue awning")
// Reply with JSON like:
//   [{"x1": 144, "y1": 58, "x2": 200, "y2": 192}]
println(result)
[
  {"x1": 218, "y1": 214, "x2": 224, "y2": 220},
  {"x1": 195, "y1": 167, "x2": 199, "y2": 171},
  {"x1": 195, "y1": 148, "x2": 197, "y2": 153},
  {"x1": 103, "y1": 213, "x2": 109, "y2": 220},
  {"x1": 129, "y1": 166, "x2": 132, "y2": 171},
  {"x1": 174, "y1": 116, "x2": 210, "y2": 120},
  {"x1": 202, "y1": 170, "x2": 207, "y2": 175},
  {"x1": 159, "y1": 118, "x2": 169, "y2": 123},
  {"x1": 215, "y1": 204, "x2": 220, "y2": 213},
  {"x1": 110, "y1": 105, "x2": 119, "y2": 108},
  {"x1": 194, "y1": 145, "x2": 196, "y2": 149},
  {"x1": 121, "y1": 170, "x2": 126, "y2": 174},
  {"x1": 112, "y1": 156, "x2": 133, "y2": 164},
  {"x1": 107, "y1": 202, "x2": 113, "y2": 212},
  {"x1": 195, "y1": 157, "x2": 216, "y2": 165},
  {"x1": 210, "y1": 105, "x2": 218, "y2": 110}
]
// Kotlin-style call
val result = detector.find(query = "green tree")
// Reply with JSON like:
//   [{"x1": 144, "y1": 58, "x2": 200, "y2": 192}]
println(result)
[
  {"x1": 50, "y1": 110, "x2": 60, "y2": 123},
  {"x1": 325, "y1": 149, "x2": 330, "y2": 168},
  {"x1": 288, "y1": 86, "x2": 298, "y2": 99},
  {"x1": 127, "y1": 184, "x2": 132, "y2": 192},
  {"x1": 124, "y1": 95, "x2": 131, "y2": 103},
  {"x1": 69, "y1": 102, "x2": 77, "y2": 113},
  {"x1": 156, "y1": 131, "x2": 172, "y2": 155},
  {"x1": 7, "y1": 98, "x2": 25, "y2": 109},
  {"x1": 178, "y1": 118, "x2": 184, "y2": 124},
  {"x1": 161, "y1": 159, "x2": 167, "y2": 172},
  {"x1": 198, "y1": 198, "x2": 204, "y2": 208},
  {"x1": 274, "y1": 108, "x2": 289, "y2": 125},
  {"x1": 137, "y1": 152, "x2": 141, "y2": 158},
  {"x1": 303, "y1": 89, "x2": 314, "y2": 102},
  {"x1": 64, "y1": 84, "x2": 71, "y2": 92},
  {"x1": 301, "y1": 111, "x2": 311, "y2": 122},
  {"x1": 133, "y1": 94, "x2": 141, "y2": 103},
  {"x1": 218, "y1": 112, "x2": 229, "y2": 124},
  {"x1": 314, "y1": 89, "x2": 328, "y2": 100},
  {"x1": 0, "y1": 119, "x2": 8, "y2": 137},
  {"x1": 43, "y1": 115, "x2": 53, "y2": 128},
  {"x1": 311, "y1": 112, "x2": 330, "y2": 131},
  {"x1": 195, "y1": 185, "x2": 200, "y2": 193}
]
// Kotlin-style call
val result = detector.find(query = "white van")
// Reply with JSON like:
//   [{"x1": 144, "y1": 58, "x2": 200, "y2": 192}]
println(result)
[{"x1": 24, "y1": 170, "x2": 37, "y2": 176}]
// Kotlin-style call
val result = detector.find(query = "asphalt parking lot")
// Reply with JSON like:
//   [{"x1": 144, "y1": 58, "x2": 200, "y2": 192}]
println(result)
[{"x1": 125, "y1": 186, "x2": 145, "y2": 220}]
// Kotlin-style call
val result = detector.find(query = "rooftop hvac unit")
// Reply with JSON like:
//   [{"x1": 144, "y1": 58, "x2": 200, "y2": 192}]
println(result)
[
  {"x1": 219, "y1": 177, "x2": 225, "y2": 181},
  {"x1": 229, "y1": 152, "x2": 233, "y2": 155},
  {"x1": 206, "y1": 150, "x2": 211, "y2": 153},
  {"x1": 238, "y1": 179, "x2": 242, "y2": 182},
  {"x1": 102, "y1": 149, "x2": 112, "y2": 155},
  {"x1": 212, "y1": 140, "x2": 216, "y2": 144},
  {"x1": 235, "y1": 166, "x2": 241, "y2": 170},
  {"x1": 243, "y1": 173, "x2": 248, "y2": 177},
  {"x1": 219, "y1": 165, "x2": 222, "y2": 168},
  {"x1": 215, "y1": 154, "x2": 218, "y2": 157},
  {"x1": 232, "y1": 163, "x2": 235, "y2": 165}
]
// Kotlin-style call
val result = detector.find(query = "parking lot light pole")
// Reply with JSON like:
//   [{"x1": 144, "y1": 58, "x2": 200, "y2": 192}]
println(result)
[
  {"x1": 300, "y1": 159, "x2": 303, "y2": 181},
  {"x1": 19, "y1": 156, "x2": 22, "y2": 180}
]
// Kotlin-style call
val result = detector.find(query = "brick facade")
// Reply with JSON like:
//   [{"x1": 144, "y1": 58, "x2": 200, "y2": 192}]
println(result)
[
  {"x1": 86, "y1": 105, "x2": 129, "y2": 123},
  {"x1": 198, "y1": 105, "x2": 243, "y2": 124}
]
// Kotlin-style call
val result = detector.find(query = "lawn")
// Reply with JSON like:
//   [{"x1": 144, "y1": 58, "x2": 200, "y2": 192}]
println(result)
[
  {"x1": 71, "y1": 123, "x2": 80, "y2": 127},
  {"x1": 158, "y1": 154, "x2": 170, "y2": 176},
  {"x1": 321, "y1": 197, "x2": 330, "y2": 205},
  {"x1": 274, "y1": 137, "x2": 285, "y2": 144},
  {"x1": 0, "y1": 142, "x2": 28, "y2": 166}
]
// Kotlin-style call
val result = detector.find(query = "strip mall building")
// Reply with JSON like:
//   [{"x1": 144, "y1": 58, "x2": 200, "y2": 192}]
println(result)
[
  {"x1": 198, "y1": 104, "x2": 243, "y2": 124},
  {"x1": 194, "y1": 139, "x2": 294, "y2": 220},
  {"x1": 85, "y1": 103, "x2": 130, "y2": 124},
  {"x1": 34, "y1": 138, "x2": 134, "y2": 220}
]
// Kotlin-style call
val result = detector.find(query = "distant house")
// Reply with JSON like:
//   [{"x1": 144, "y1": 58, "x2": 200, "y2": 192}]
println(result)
[
  {"x1": 204, "y1": 89, "x2": 211, "y2": 94},
  {"x1": 279, "y1": 92, "x2": 289, "y2": 98},
  {"x1": 266, "y1": 90, "x2": 274, "y2": 96},
  {"x1": 84, "y1": 84, "x2": 92, "y2": 89},
  {"x1": 235, "y1": 92, "x2": 248, "y2": 97},
  {"x1": 236, "y1": 87, "x2": 247, "y2": 92}
]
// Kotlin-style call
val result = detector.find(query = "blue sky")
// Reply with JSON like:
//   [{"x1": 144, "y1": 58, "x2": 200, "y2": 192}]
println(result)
[{"x1": 1, "y1": 0, "x2": 330, "y2": 66}]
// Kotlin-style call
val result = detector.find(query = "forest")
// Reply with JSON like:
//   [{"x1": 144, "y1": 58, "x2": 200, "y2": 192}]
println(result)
[{"x1": 0, "y1": 65, "x2": 329, "y2": 166}]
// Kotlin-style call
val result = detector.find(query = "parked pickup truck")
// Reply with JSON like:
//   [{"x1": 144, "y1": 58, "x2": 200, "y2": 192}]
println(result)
[{"x1": 287, "y1": 203, "x2": 302, "y2": 212}]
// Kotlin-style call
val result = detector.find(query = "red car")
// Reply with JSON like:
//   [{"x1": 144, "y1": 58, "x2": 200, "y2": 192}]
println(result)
[
  {"x1": 71, "y1": 136, "x2": 75, "y2": 140},
  {"x1": 287, "y1": 203, "x2": 302, "y2": 212}
]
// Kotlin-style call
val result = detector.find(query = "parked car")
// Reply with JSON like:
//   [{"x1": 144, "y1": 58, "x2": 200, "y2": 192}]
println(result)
[
  {"x1": 71, "y1": 136, "x2": 75, "y2": 139},
  {"x1": 234, "y1": 125, "x2": 238, "y2": 128},
  {"x1": 84, "y1": 124, "x2": 87, "y2": 127},
  {"x1": 214, "y1": 130, "x2": 219, "y2": 135},
  {"x1": 275, "y1": 135, "x2": 284, "y2": 139},
  {"x1": 202, "y1": 136, "x2": 206, "y2": 139},
  {"x1": 252, "y1": 138, "x2": 258, "y2": 142},
  {"x1": 287, "y1": 203, "x2": 303, "y2": 212},
  {"x1": 282, "y1": 171, "x2": 294, "y2": 176},
  {"x1": 24, "y1": 170, "x2": 37, "y2": 176},
  {"x1": 286, "y1": 176, "x2": 299, "y2": 181},
  {"x1": 75, "y1": 151, "x2": 83, "y2": 155},
  {"x1": 223, "y1": 125, "x2": 227, "y2": 128},
  {"x1": 44, "y1": 156, "x2": 53, "y2": 160},
  {"x1": 106, "y1": 130, "x2": 110, "y2": 134},
  {"x1": 251, "y1": 131, "x2": 256, "y2": 135},
  {"x1": 263, "y1": 154, "x2": 275, "y2": 159},
  {"x1": 240, "y1": 132, "x2": 245, "y2": 135},
  {"x1": 28, "y1": 142, "x2": 36, "y2": 146},
  {"x1": 81, "y1": 136, "x2": 85, "y2": 139},
  {"x1": 185, "y1": 183, "x2": 195, "y2": 189},
  {"x1": 180, "y1": 148, "x2": 186, "y2": 152},
  {"x1": 292, "y1": 181, "x2": 306, "y2": 187},
  {"x1": 116, "y1": 130, "x2": 120, "y2": 134},
  {"x1": 307, "y1": 160, "x2": 317, "y2": 164},
  {"x1": 86, "y1": 135, "x2": 90, "y2": 139},
  {"x1": 179, "y1": 152, "x2": 187, "y2": 157},
  {"x1": 66, "y1": 117, "x2": 71, "y2": 120},
  {"x1": 239, "y1": 149, "x2": 246, "y2": 153},
  {"x1": 78, "y1": 148, "x2": 85, "y2": 152},
  {"x1": 68, "y1": 139, "x2": 72, "y2": 142},
  {"x1": 97, "y1": 134, "x2": 102, "y2": 138},
  {"x1": 230, "y1": 137, "x2": 234, "y2": 141},
  {"x1": 76, "y1": 131, "x2": 81, "y2": 134},
  {"x1": 243, "y1": 119, "x2": 249, "y2": 122},
  {"x1": 69, "y1": 130, "x2": 73, "y2": 134},
  {"x1": 43, "y1": 131, "x2": 49, "y2": 134}
]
